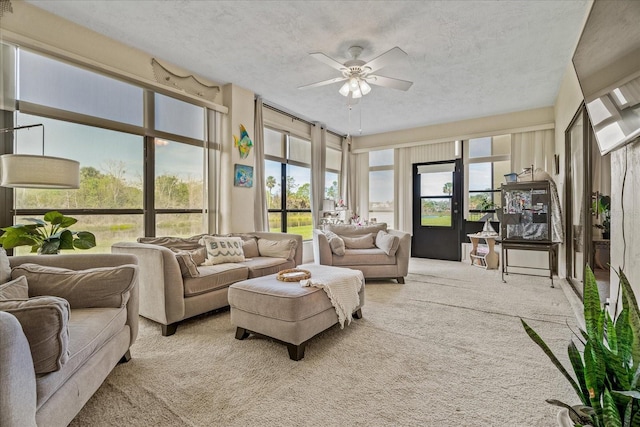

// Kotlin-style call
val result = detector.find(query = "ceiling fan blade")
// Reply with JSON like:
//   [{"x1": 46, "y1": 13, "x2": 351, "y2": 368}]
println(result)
[
  {"x1": 365, "y1": 74, "x2": 413, "y2": 91},
  {"x1": 309, "y1": 52, "x2": 347, "y2": 72},
  {"x1": 362, "y1": 47, "x2": 407, "y2": 73},
  {"x1": 298, "y1": 76, "x2": 347, "y2": 90}
]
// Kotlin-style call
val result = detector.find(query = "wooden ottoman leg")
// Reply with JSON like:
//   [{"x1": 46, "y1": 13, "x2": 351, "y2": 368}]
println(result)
[
  {"x1": 353, "y1": 308, "x2": 363, "y2": 319},
  {"x1": 235, "y1": 327, "x2": 250, "y2": 340},
  {"x1": 287, "y1": 342, "x2": 307, "y2": 361}
]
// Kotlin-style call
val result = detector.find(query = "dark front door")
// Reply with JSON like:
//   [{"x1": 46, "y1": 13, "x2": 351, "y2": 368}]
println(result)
[{"x1": 412, "y1": 159, "x2": 463, "y2": 260}]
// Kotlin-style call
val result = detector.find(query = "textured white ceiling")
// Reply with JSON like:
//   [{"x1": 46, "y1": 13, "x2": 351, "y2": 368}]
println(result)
[{"x1": 26, "y1": 0, "x2": 590, "y2": 137}]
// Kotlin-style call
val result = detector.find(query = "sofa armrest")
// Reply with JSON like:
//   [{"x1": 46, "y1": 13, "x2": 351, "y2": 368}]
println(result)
[
  {"x1": 111, "y1": 242, "x2": 185, "y2": 326},
  {"x1": 389, "y1": 229, "x2": 412, "y2": 277},
  {"x1": 0, "y1": 311, "x2": 37, "y2": 427},
  {"x1": 313, "y1": 229, "x2": 333, "y2": 266},
  {"x1": 9, "y1": 254, "x2": 140, "y2": 347},
  {"x1": 253, "y1": 232, "x2": 304, "y2": 266}
]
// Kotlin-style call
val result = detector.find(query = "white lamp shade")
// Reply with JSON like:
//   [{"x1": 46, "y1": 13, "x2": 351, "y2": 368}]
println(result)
[
  {"x1": 339, "y1": 82, "x2": 350, "y2": 97},
  {"x1": 0, "y1": 154, "x2": 80, "y2": 189},
  {"x1": 352, "y1": 88, "x2": 362, "y2": 99},
  {"x1": 359, "y1": 80, "x2": 372, "y2": 95}
]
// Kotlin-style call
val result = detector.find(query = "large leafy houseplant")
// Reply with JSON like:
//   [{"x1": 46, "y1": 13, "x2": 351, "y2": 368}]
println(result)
[
  {"x1": 522, "y1": 265, "x2": 640, "y2": 427},
  {"x1": 0, "y1": 211, "x2": 96, "y2": 254}
]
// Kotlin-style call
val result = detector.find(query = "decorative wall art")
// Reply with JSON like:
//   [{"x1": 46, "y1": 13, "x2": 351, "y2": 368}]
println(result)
[
  {"x1": 233, "y1": 124, "x2": 253, "y2": 159},
  {"x1": 234, "y1": 164, "x2": 253, "y2": 188}
]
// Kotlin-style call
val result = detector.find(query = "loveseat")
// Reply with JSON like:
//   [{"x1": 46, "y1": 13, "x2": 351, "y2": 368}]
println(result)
[
  {"x1": 0, "y1": 251, "x2": 139, "y2": 427},
  {"x1": 112, "y1": 231, "x2": 302, "y2": 336},
  {"x1": 313, "y1": 223, "x2": 411, "y2": 283}
]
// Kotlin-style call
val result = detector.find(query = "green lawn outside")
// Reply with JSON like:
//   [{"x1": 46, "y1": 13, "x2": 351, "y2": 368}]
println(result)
[{"x1": 421, "y1": 215, "x2": 451, "y2": 227}]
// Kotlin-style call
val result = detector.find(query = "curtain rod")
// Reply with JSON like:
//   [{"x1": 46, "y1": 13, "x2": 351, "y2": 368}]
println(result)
[{"x1": 262, "y1": 102, "x2": 345, "y2": 139}]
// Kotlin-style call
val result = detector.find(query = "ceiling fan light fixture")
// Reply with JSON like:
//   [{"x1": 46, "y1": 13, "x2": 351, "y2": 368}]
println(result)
[
  {"x1": 352, "y1": 88, "x2": 362, "y2": 99},
  {"x1": 339, "y1": 82, "x2": 351, "y2": 97},
  {"x1": 359, "y1": 80, "x2": 372, "y2": 95},
  {"x1": 349, "y1": 77, "x2": 359, "y2": 90}
]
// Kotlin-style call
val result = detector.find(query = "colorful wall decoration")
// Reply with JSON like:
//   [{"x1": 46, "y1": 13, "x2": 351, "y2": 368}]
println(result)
[
  {"x1": 234, "y1": 164, "x2": 253, "y2": 188},
  {"x1": 233, "y1": 124, "x2": 253, "y2": 159}
]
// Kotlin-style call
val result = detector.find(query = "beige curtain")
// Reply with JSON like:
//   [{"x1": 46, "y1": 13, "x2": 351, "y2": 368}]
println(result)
[
  {"x1": 341, "y1": 136, "x2": 351, "y2": 208},
  {"x1": 310, "y1": 123, "x2": 326, "y2": 228},
  {"x1": 253, "y1": 96, "x2": 268, "y2": 231},
  {"x1": 512, "y1": 129, "x2": 555, "y2": 173}
]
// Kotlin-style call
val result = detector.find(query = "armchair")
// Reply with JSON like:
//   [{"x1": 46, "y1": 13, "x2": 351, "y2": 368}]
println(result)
[{"x1": 1, "y1": 253, "x2": 139, "y2": 427}]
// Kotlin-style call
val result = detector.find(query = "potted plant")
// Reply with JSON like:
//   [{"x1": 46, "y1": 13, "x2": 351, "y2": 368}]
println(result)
[
  {"x1": 0, "y1": 211, "x2": 96, "y2": 254},
  {"x1": 593, "y1": 195, "x2": 611, "y2": 239},
  {"x1": 522, "y1": 265, "x2": 640, "y2": 426}
]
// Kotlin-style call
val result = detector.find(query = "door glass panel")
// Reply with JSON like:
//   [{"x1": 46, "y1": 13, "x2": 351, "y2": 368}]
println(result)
[
  {"x1": 421, "y1": 198, "x2": 452, "y2": 226},
  {"x1": 419, "y1": 170, "x2": 453, "y2": 227}
]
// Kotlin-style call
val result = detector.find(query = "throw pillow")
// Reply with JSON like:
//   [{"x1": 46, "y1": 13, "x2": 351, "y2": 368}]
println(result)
[
  {"x1": 11, "y1": 263, "x2": 137, "y2": 309},
  {"x1": 172, "y1": 249, "x2": 201, "y2": 278},
  {"x1": 199, "y1": 236, "x2": 245, "y2": 265},
  {"x1": 0, "y1": 296, "x2": 70, "y2": 374},
  {"x1": 241, "y1": 238, "x2": 260, "y2": 258},
  {"x1": 0, "y1": 247, "x2": 10, "y2": 285},
  {"x1": 324, "y1": 231, "x2": 345, "y2": 256},
  {"x1": 257, "y1": 238, "x2": 297, "y2": 260},
  {"x1": 137, "y1": 235, "x2": 206, "y2": 251},
  {"x1": 342, "y1": 233, "x2": 376, "y2": 249},
  {"x1": 0, "y1": 275, "x2": 29, "y2": 300},
  {"x1": 375, "y1": 230, "x2": 400, "y2": 256}
]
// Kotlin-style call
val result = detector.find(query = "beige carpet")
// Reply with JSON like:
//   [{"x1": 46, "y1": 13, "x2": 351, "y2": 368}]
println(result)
[{"x1": 71, "y1": 258, "x2": 576, "y2": 426}]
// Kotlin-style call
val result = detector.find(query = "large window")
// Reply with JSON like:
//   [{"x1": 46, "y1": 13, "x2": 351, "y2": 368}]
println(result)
[
  {"x1": 7, "y1": 47, "x2": 212, "y2": 253},
  {"x1": 264, "y1": 128, "x2": 312, "y2": 240},
  {"x1": 369, "y1": 149, "x2": 394, "y2": 227},
  {"x1": 325, "y1": 146, "x2": 341, "y2": 200},
  {"x1": 467, "y1": 135, "x2": 510, "y2": 221}
]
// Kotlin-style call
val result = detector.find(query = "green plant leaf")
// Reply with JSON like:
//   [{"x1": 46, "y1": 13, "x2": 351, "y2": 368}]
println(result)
[
  {"x1": 613, "y1": 390, "x2": 640, "y2": 399},
  {"x1": 616, "y1": 307, "x2": 632, "y2": 367},
  {"x1": 607, "y1": 310, "x2": 619, "y2": 354},
  {"x1": 43, "y1": 211, "x2": 64, "y2": 224},
  {"x1": 58, "y1": 230, "x2": 75, "y2": 250},
  {"x1": 604, "y1": 388, "x2": 623, "y2": 427},
  {"x1": 521, "y1": 319, "x2": 584, "y2": 402},
  {"x1": 584, "y1": 341, "x2": 604, "y2": 424},
  {"x1": 39, "y1": 240, "x2": 60, "y2": 254},
  {"x1": 618, "y1": 269, "x2": 640, "y2": 371},
  {"x1": 73, "y1": 231, "x2": 96, "y2": 249},
  {"x1": 568, "y1": 340, "x2": 590, "y2": 405},
  {"x1": 584, "y1": 265, "x2": 603, "y2": 342}
]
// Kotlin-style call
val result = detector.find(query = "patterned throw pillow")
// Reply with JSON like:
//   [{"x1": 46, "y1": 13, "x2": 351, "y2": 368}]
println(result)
[
  {"x1": 199, "y1": 236, "x2": 245, "y2": 265},
  {"x1": 0, "y1": 275, "x2": 29, "y2": 300},
  {"x1": 172, "y1": 249, "x2": 201, "y2": 278}
]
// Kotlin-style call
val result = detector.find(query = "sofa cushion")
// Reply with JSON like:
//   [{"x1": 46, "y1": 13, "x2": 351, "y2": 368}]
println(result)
[
  {"x1": 324, "y1": 231, "x2": 345, "y2": 256},
  {"x1": 200, "y1": 236, "x2": 245, "y2": 265},
  {"x1": 12, "y1": 263, "x2": 137, "y2": 309},
  {"x1": 0, "y1": 296, "x2": 70, "y2": 374},
  {"x1": 342, "y1": 233, "x2": 376, "y2": 249},
  {"x1": 0, "y1": 275, "x2": 29, "y2": 299},
  {"x1": 183, "y1": 263, "x2": 249, "y2": 297},
  {"x1": 35, "y1": 306, "x2": 127, "y2": 408},
  {"x1": 137, "y1": 235, "x2": 206, "y2": 251},
  {"x1": 172, "y1": 247, "x2": 207, "y2": 278},
  {"x1": 242, "y1": 257, "x2": 295, "y2": 278},
  {"x1": 257, "y1": 238, "x2": 297, "y2": 260},
  {"x1": 0, "y1": 247, "x2": 10, "y2": 284},
  {"x1": 326, "y1": 223, "x2": 387, "y2": 238},
  {"x1": 332, "y1": 248, "x2": 397, "y2": 266},
  {"x1": 241, "y1": 238, "x2": 260, "y2": 258},
  {"x1": 375, "y1": 230, "x2": 400, "y2": 256}
]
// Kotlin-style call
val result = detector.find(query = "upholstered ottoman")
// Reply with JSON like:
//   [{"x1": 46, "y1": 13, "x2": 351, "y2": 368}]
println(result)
[{"x1": 228, "y1": 264, "x2": 365, "y2": 360}]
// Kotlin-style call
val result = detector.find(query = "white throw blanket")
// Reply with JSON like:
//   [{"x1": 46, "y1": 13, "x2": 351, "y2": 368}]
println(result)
[{"x1": 299, "y1": 265, "x2": 364, "y2": 328}]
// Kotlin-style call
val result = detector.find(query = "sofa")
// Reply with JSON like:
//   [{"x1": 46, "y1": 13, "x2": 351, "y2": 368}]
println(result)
[
  {"x1": 112, "y1": 231, "x2": 303, "y2": 336},
  {"x1": 313, "y1": 223, "x2": 411, "y2": 283},
  {"x1": 0, "y1": 251, "x2": 139, "y2": 427}
]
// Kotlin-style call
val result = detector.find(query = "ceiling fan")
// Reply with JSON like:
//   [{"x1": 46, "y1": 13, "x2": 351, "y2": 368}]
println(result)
[{"x1": 298, "y1": 46, "x2": 413, "y2": 101}]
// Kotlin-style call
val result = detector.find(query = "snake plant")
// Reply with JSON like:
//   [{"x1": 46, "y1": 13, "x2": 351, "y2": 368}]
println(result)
[{"x1": 522, "y1": 265, "x2": 640, "y2": 427}]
